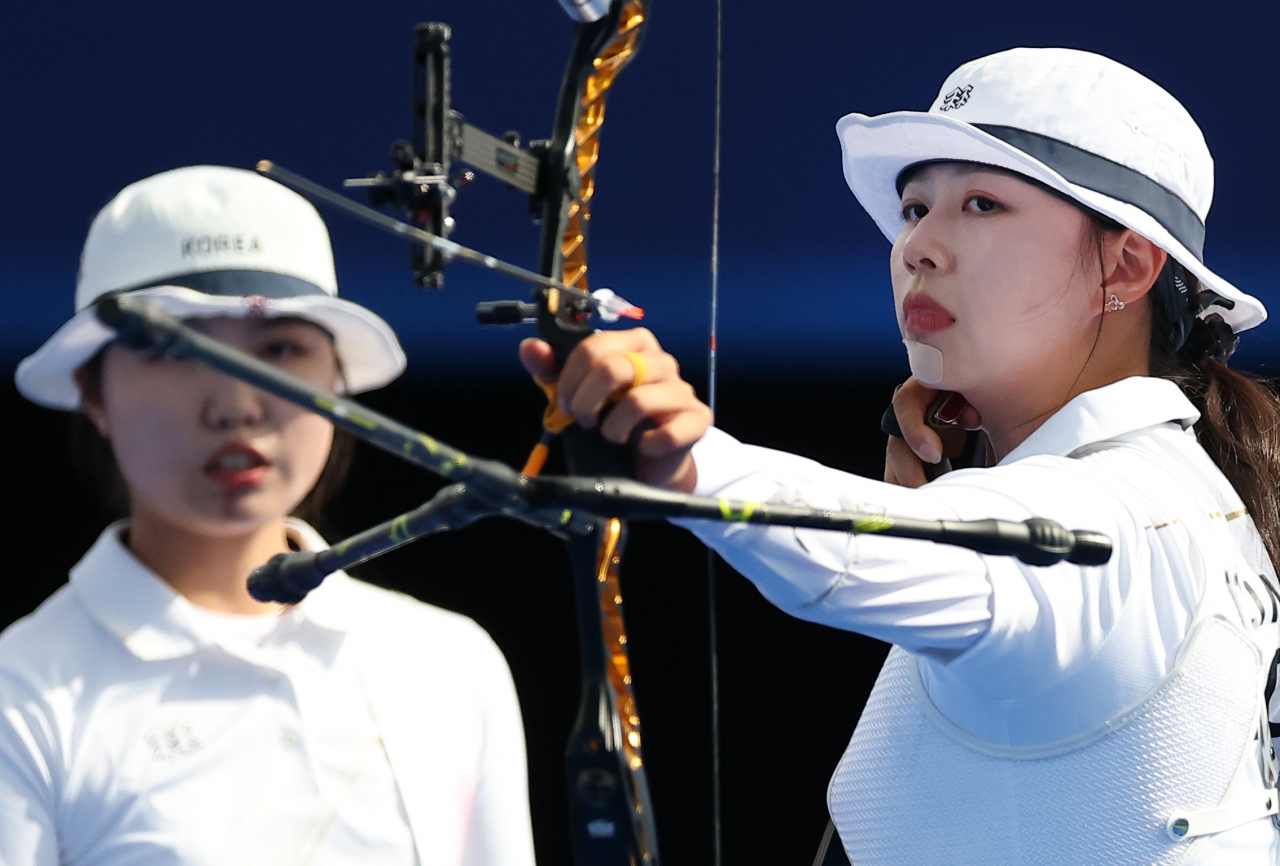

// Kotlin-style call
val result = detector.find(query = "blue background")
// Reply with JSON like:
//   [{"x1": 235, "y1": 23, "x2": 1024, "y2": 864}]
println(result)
[
  {"x1": 3, "y1": 0, "x2": 1278, "y2": 382},
  {"x1": 4, "y1": 5, "x2": 1280, "y2": 863}
]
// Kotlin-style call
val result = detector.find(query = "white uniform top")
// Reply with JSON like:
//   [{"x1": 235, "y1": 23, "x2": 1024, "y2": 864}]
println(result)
[
  {"x1": 678, "y1": 376, "x2": 1280, "y2": 863},
  {"x1": 0, "y1": 520, "x2": 536, "y2": 866}
]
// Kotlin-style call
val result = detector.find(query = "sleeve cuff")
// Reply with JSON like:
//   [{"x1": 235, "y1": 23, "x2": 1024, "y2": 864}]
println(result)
[{"x1": 688, "y1": 426, "x2": 749, "y2": 497}]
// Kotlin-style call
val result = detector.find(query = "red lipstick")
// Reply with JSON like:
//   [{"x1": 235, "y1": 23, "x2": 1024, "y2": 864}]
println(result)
[
  {"x1": 903, "y1": 293, "x2": 955, "y2": 335},
  {"x1": 203, "y1": 442, "x2": 270, "y2": 492}
]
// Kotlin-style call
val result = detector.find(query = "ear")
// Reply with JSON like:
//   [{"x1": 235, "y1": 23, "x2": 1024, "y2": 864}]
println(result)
[
  {"x1": 74, "y1": 362, "x2": 109, "y2": 437},
  {"x1": 1104, "y1": 229, "x2": 1167, "y2": 306}
]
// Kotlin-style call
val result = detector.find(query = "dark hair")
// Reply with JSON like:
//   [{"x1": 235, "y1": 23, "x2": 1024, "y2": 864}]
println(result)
[
  {"x1": 1083, "y1": 216, "x2": 1280, "y2": 575},
  {"x1": 71, "y1": 349, "x2": 355, "y2": 527}
]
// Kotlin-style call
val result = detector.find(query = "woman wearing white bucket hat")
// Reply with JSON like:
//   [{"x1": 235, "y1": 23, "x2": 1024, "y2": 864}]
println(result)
[
  {"x1": 518, "y1": 48, "x2": 1280, "y2": 863},
  {"x1": 0, "y1": 166, "x2": 535, "y2": 865}
]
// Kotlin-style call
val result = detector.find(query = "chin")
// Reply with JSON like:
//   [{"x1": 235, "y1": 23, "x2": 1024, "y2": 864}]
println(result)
[{"x1": 169, "y1": 491, "x2": 300, "y2": 537}]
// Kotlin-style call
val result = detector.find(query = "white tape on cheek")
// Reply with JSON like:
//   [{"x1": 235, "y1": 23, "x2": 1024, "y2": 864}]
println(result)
[{"x1": 904, "y1": 339, "x2": 944, "y2": 386}]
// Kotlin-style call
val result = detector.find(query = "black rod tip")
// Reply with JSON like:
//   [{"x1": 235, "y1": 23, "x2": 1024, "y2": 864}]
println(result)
[
  {"x1": 247, "y1": 551, "x2": 328, "y2": 604},
  {"x1": 1066, "y1": 531, "x2": 1112, "y2": 566}
]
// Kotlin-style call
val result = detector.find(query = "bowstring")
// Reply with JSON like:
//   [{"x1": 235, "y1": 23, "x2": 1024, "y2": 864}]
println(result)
[{"x1": 708, "y1": 0, "x2": 724, "y2": 863}]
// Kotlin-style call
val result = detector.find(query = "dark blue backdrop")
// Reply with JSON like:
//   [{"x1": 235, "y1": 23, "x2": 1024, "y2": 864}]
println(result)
[{"x1": 3, "y1": 0, "x2": 1277, "y2": 381}]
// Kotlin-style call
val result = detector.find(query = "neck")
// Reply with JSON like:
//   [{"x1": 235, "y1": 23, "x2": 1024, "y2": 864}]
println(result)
[
  {"x1": 966, "y1": 309, "x2": 1151, "y2": 461},
  {"x1": 127, "y1": 508, "x2": 290, "y2": 615}
]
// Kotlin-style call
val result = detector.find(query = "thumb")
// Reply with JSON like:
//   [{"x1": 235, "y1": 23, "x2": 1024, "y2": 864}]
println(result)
[{"x1": 518, "y1": 338, "x2": 560, "y2": 383}]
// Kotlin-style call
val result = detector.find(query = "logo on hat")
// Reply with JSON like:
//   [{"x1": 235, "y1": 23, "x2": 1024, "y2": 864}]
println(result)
[
  {"x1": 181, "y1": 234, "x2": 264, "y2": 258},
  {"x1": 939, "y1": 85, "x2": 973, "y2": 112},
  {"x1": 243, "y1": 295, "x2": 269, "y2": 317}
]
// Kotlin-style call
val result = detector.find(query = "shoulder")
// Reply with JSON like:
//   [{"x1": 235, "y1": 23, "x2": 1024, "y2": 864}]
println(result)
[
  {"x1": 317, "y1": 576, "x2": 520, "y2": 720},
  {"x1": 313, "y1": 573, "x2": 508, "y2": 666},
  {"x1": 932, "y1": 423, "x2": 1223, "y2": 518},
  {"x1": 316, "y1": 573, "x2": 488, "y2": 631},
  {"x1": 0, "y1": 587, "x2": 108, "y2": 783},
  {"x1": 0, "y1": 583, "x2": 120, "y2": 687}
]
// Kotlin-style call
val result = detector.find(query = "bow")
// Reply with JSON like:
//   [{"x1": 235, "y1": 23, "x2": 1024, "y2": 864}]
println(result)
[
  {"x1": 388, "y1": 5, "x2": 660, "y2": 861},
  {"x1": 527, "y1": 5, "x2": 660, "y2": 863}
]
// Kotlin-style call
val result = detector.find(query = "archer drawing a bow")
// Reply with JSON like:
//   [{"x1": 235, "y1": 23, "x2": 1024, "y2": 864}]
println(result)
[{"x1": 93, "y1": 5, "x2": 1113, "y2": 866}]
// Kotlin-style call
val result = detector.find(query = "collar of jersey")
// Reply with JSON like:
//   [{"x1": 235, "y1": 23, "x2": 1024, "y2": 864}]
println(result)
[
  {"x1": 70, "y1": 518, "x2": 372, "y2": 661},
  {"x1": 998, "y1": 376, "x2": 1199, "y2": 467}
]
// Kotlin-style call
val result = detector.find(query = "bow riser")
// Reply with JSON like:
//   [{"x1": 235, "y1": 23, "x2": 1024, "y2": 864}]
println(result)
[{"x1": 339, "y1": 6, "x2": 660, "y2": 861}]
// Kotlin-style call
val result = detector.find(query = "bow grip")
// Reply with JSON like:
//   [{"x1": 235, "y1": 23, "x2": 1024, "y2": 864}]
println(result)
[{"x1": 537, "y1": 302, "x2": 636, "y2": 478}]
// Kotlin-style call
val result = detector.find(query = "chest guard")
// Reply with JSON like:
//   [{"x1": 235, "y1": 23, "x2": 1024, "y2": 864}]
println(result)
[{"x1": 828, "y1": 447, "x2": 1280, "y2": 866}]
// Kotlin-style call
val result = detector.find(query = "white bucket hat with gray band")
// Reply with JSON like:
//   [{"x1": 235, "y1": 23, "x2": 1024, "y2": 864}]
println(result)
[
  {"x1": 16, "y1": 165, "x2": 407, "y2": 410},
  {"x1": 836, "y1": 46, "x2": 1266, "y2": 334}
]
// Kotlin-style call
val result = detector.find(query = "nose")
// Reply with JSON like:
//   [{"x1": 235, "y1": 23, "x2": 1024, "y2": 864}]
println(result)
[
  {"x1": 899, "y1": 212, "x2": 952, "y2": 274},
  {"x1": 201, "y1": 372, "x2": 267, "y2": 431}
]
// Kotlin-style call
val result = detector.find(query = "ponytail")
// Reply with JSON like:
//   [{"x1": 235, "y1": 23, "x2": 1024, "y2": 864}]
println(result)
[
  {"x1": 1149, "y1": 278, "x2": 1280, "y2": 575},
  {"x1": 1078, "y1": 211, "x2": 1280, "y2": 574}
]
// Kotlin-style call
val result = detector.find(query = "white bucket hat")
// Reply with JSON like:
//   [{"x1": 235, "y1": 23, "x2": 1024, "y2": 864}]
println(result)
[
  {"x1": 837, "y1": 46, "x2": 1266, "y2": 334},
  {"x1": 16, "y1": 165, "x2": 407, "y2": 410}
]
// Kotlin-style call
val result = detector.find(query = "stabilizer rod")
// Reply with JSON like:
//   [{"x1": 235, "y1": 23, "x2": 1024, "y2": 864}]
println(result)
[
  {"x1": 249, "y1": 483, "x2": 488, "y2": 603},
  {"x1": 97, "y1": 296, "x2": 1114, "y2": 606}
]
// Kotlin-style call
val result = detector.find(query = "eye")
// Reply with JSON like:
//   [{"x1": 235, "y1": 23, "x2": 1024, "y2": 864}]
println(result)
[
  {"x1": 136, "y1": 349, "x2": 186, "y2": 368},
  {"x1": 964, "y1": 195, "x2": 1001, "y2": 214},
  {"x1": 901, "y1": 202, "x2": 929, "y2": 221},
  {"x1": 259, "y1": 339, "x2": 310, "y2": 363}
]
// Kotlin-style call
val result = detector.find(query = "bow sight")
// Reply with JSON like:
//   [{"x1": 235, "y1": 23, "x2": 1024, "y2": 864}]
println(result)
[
  {"x1": 341, "y1": 8, "x2": 650, "y2": 351},
  {"x1": 344, "y1": 22, "x2": 543, "y2": 292}
]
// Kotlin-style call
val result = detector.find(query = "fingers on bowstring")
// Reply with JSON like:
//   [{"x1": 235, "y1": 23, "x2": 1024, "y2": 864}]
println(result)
[
  {"x1": 885, "y1": 435, "x2": 930, "y2": 489},
  {"x1": 938, "y1": 426, "x2": 971, "y2": 460},
  {"x1": 891, "y1": 379, "x2": 947, "y2": 465}
]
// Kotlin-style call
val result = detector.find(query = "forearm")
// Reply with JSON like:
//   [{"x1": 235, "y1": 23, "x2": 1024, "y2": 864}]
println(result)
[{"x1": 676, "y1": 427, "x2": 994, "y2": 653}]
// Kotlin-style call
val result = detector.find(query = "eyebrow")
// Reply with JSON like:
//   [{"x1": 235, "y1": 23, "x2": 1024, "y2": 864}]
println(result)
[
  {"x1": 254, "y1": 316, "x2": 312, "y2": 330},
  {"x1": 896, "y1": 162, "x2": 1124, "y2": 230},
  {"x1": 897, "y1": 160, "x2": 1023, "y2": 195},
  {"x1": 255, "y1": 316, "x2": 337, "y2": 342}
]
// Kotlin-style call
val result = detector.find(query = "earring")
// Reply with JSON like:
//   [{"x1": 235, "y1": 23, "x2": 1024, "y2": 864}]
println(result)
[{"x1": 1106, "y1": 294, "x2": 1126, "y2": 312}]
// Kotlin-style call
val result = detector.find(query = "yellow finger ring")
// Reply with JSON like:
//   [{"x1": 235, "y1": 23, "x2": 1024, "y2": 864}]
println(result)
[{"x1": 624, "y1": 351, "x2": 648, "y2": 388}]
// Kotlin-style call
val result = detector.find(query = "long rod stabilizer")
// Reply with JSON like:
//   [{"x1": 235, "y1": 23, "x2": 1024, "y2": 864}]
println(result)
[{"x1": 94, "y1": 297, "x2": 1113, "y2": 605}]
